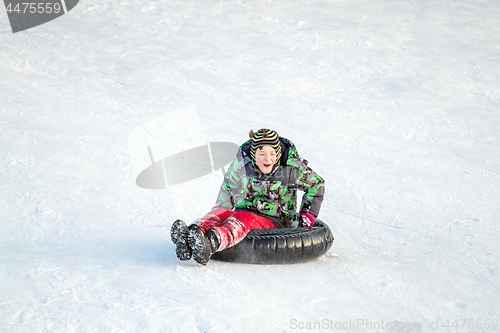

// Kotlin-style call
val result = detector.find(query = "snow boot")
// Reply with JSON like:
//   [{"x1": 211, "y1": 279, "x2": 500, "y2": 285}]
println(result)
[
  {"x1": 187, "y1": 225, "x2": 220, "y2": 266},
  {"x1": 170, "y1": 219, "x2": 192, "y2": 260}
]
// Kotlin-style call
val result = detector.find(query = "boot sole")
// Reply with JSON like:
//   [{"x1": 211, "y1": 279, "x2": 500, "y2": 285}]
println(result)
[
  {"x1": 170, "y1": 220, "x2": 192, "y2": 261},
  {"x1": 187, "y1": 227, "x2": 209, "y2": 266}
]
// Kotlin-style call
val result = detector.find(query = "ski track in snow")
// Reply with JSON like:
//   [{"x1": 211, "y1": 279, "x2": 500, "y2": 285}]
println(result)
[{"x1": 1, "y1": 0, "x2": 500, "y2": 332}]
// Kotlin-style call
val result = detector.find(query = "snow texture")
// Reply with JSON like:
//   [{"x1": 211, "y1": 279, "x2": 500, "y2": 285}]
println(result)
[{"x1": 1, "y1": 0, "x2": 499, "y2": 332}]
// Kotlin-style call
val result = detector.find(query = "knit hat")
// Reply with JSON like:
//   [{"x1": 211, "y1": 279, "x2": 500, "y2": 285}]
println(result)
[{"x1": 249, "y1": 128, "x2": 282, "y2": 162}]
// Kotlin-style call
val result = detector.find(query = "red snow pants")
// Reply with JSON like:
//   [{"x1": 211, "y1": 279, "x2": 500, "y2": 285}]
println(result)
[{"x1": 198, "y1": 207, "x2": 277, "y2": 251}]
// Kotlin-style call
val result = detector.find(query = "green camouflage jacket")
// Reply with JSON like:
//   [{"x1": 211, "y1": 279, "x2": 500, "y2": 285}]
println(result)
[{"x1": 215, "y1": 137, "x2": 325, "y2": 227}]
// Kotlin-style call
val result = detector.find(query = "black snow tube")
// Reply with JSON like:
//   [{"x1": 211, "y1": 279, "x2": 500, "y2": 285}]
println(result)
[{"x1": 211, "y1": 219, "x2": 334, "y2": 264}]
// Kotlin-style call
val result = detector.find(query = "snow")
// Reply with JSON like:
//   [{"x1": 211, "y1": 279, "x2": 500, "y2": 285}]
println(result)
[{"x1": 1, "y1": 0, "x2": 499, "y2": 332}]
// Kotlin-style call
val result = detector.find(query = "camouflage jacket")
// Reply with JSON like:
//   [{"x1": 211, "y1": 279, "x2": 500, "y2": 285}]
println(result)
[{"x1": 215, "y1": 137, "x2": 325, "y2": 228}]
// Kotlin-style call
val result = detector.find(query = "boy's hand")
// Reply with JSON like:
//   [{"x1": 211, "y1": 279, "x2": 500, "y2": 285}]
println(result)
[{"x1": 300, "y1": 212, "x2": 316, "y2": 228}]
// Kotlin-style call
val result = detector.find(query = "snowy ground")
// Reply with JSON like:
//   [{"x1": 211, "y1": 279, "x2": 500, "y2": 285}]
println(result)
[{"x1": 1, "y1": 0, "x2": 499, "y2": 332}]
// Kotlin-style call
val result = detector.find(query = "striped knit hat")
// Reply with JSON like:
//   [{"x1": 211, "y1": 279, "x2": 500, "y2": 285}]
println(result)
[{"x1": 249, "y1": 128, "x2": 282, "y2": 162}]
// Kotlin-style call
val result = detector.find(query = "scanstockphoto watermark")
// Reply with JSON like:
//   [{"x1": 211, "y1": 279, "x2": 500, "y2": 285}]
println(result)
[
  {"x1": 3, "y1": 0, "x2": 79, "y2": 33},
  {"x1": 289, "y1": 319, "x2": 423, "y2": 331}
]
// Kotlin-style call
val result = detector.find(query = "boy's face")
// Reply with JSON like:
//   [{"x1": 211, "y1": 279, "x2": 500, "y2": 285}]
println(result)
[{"x1": 255, "y1": 145, "x2": 277, "y2": 174}]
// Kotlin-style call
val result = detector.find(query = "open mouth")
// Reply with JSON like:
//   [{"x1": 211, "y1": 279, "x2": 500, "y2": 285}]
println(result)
[{"x1": 264, "y1": 164, "x2": 271, "y2": 168}]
